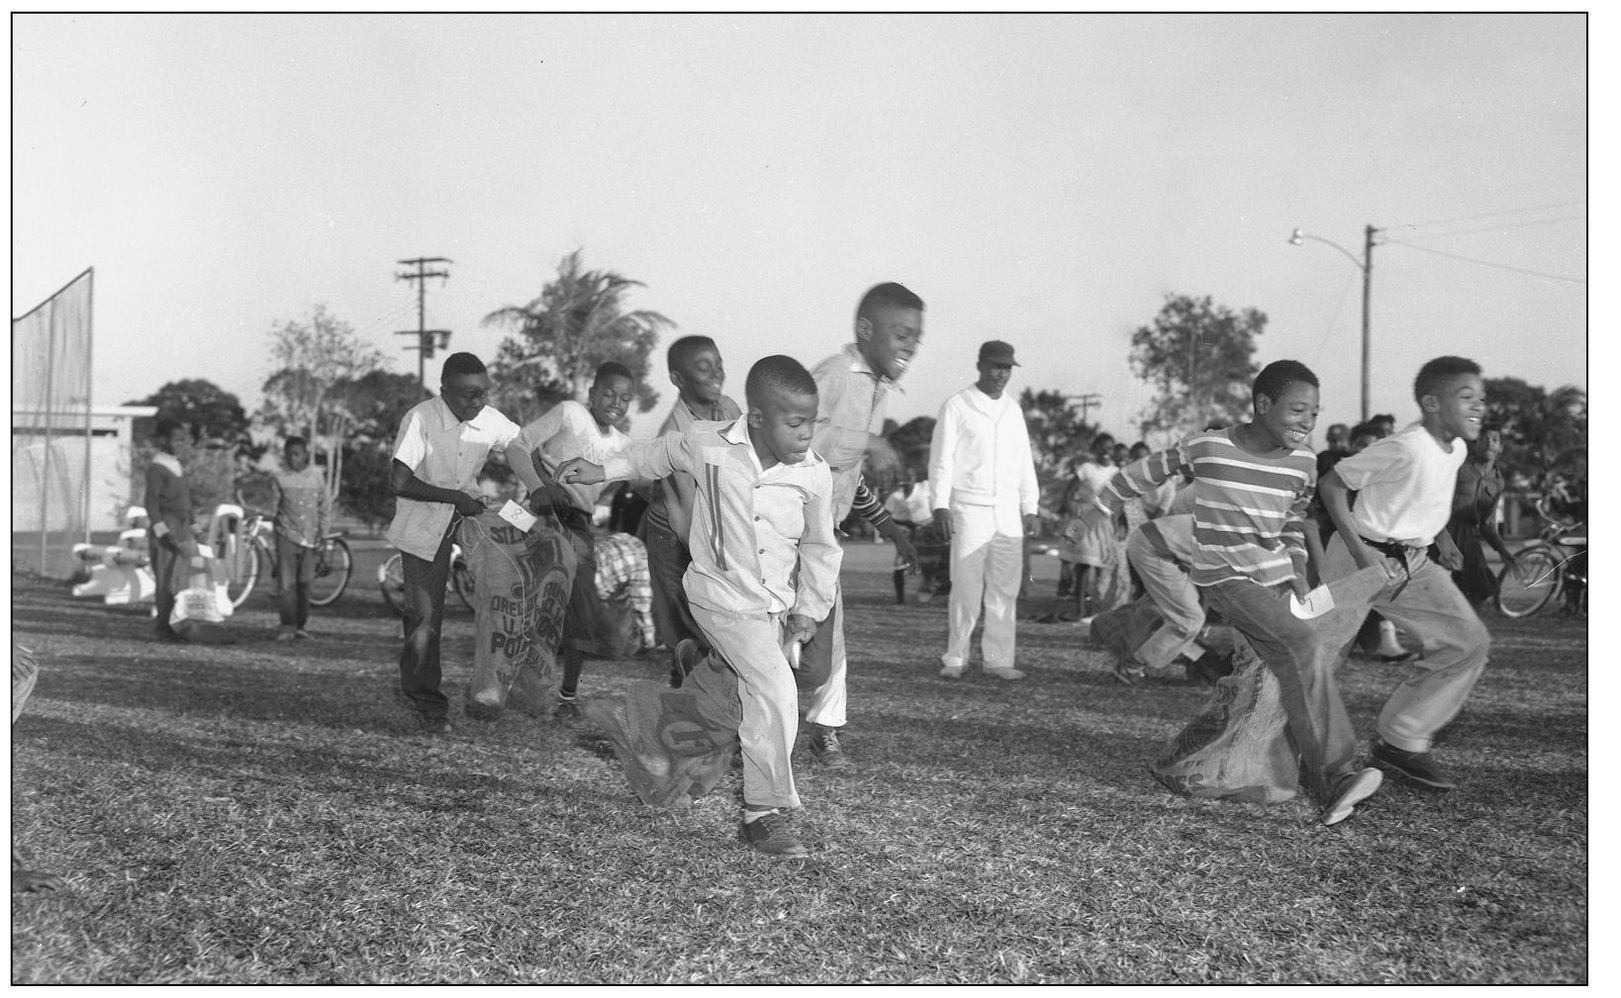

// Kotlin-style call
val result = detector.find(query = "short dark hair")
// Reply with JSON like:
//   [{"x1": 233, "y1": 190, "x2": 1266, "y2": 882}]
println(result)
[
  {"x1": 283, "y1": 436, "x2": 308, "y2": 452},
  {"x1": 1413, "y1": 356, "x2": 1481, "y2": 403},
  {"x1": 667, "y1": 335, "x2": 719, "y2": 371},
  {"x1": 1253, "y1": 360, "x2": 1320, "y2": 403},
  {"x1": 441, "y1": 352, "x2": 487, "y2": 379},
  {"x1": 855, "y1": 282, "x2": 924, "y2": 324},
  {"x1": 745, "y1": 355, "x2": 817, "y2": 406},
  {"x1": 1350, "y1": 422, "x2": 1381, "y2": 442},
  {"x1": 1090, "y1": 433, "x2": 1115, "y2": 451},
  {"x1": 154, "y1": 418, "x2": 185, "y2": 441},
  {"x1": 594, "y1": 361, "x2": 636, "y2": 387}
]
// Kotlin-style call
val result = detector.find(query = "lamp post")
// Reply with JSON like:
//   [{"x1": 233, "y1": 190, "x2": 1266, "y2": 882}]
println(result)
[{"x1": 1289, "y1": 225, "x2": 1381, "y2": 422}]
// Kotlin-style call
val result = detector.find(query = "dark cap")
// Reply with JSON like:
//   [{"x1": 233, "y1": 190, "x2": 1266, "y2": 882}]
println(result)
[{"x1": 978, "y1": 340, "x2": 1019, "y2": 366}]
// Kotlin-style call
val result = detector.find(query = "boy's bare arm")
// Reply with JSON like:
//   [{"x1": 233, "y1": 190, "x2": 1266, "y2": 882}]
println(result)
[
  {"x1": 388, "y1": 459, "x2": 486, "y2": 516},
  {"x1": 1317, "y1": 469, "x2": 1385, "y2": 575}
]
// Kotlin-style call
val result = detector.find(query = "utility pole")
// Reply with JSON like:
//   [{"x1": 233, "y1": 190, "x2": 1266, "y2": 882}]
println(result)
[
  {"x1": 395, "y1": 256, "x2": 453, "y2": 392},
  {"x1": 1360, "y1": 224, "x2": 1377, "y2": 423},
  {"x1": 1069, "y1": 392, "x2": 1102, "y2": 427}
]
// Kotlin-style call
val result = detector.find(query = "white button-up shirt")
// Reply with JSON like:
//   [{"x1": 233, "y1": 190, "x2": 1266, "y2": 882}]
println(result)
[{"x1": 386, "y1": 396, "x2": 520, "y2": 560}]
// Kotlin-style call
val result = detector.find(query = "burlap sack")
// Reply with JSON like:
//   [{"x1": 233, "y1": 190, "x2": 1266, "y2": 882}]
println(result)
[{"x1": 458, "y1": 510, "x2": 576, "y2": 717}]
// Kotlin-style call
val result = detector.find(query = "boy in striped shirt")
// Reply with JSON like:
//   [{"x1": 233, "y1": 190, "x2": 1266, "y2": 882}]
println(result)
[{"x1": 1071, "y1": 360, "x2": 1382, "y2": 825}]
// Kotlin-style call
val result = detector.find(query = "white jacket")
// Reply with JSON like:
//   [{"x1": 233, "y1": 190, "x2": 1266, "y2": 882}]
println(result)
[{"x1": 928, "y1": 386, "x2": 1040, "y2": 515}]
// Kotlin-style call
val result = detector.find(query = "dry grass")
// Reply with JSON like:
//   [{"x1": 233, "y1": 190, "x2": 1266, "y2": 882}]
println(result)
[{"x1": 9, "y1": 542, "x2": 1586, "y2": 984}]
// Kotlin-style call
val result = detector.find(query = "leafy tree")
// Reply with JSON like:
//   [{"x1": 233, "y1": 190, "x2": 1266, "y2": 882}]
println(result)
[
  {"x1": 1129, "y1": 293, "x2": 1262, "y2": 438},
  {"x1": 126, "y1": 379, "x2": 249, "y2": 449},
  {"x1": 483, "y1": 249, "x2": 671, "y2": 424},
  {"x1": 255, "y1": 304, "x2": 387, "y2": 504},
  {"x1": 884, "y1": 416, "x2": 937, "y2": 484},
  {"x1": 1483, "y1": 377, "x2": 1587, "y2": 485}
]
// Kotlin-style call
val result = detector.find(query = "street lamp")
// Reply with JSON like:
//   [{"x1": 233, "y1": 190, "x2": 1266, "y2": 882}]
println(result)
[{"x1": 1289, "y1": 225, "x2": 1381, "y2": 422}]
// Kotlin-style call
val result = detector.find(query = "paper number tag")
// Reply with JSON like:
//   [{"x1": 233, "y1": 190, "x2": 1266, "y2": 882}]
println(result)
[
  {"x1": 498, "y1": 500, "x2": 537, "y2": 532},
  {"x1": 1289, "y1": 585, "x2": 1336, "y2": 620}
]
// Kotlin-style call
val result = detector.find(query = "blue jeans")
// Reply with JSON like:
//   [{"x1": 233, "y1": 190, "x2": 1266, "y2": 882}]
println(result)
[{"x1": 1203, "y1": 578, "x2": 1360, "y2": 803}]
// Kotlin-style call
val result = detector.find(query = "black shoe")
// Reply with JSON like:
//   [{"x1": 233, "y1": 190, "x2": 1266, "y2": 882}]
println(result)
[
  {"x1": 1371, "y1": 739, "x2": 1457, "y2": 790},
  {"x1": 738, "y1": 809, "x2": 808, "y2": 858},
  {"x1": 417, "y1": 715, "x2": 454, "y2": 736},
  {"x1": 1112, "y1": 662, "x2": 1145, "y2": 686},
  {"x1": 553, "y1": 697, "x2": 583, "y2": 724},
  {"x1": 808, "y1": 724, "x2": 850, "y2": 769},
  {"x1": 1321, "y1": 767, "x2": 1383, "y2": 826}
]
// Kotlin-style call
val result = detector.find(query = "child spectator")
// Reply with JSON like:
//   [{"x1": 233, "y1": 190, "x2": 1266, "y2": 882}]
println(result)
[
  {"x1": 144, "y1": 419, "x2": 195, "y2": 642},
  {"x1": 269, "y1": 436, "x2": 332, "y2": 641},
  {"x1": 638, "y1": 335, "x2": 744, "y2": 687},
  {"x1": 387, "y1": 353, "x2": 518, "y2": 735},
  {"x1": 557, "y1": 355, "x2": 842, "y2": 858},
  {"x1": 506, "y1": 362, "x2": 638, "y2": 717},
  {"x1": 1074, "y1": 360, "x2": 1384, "y2": 825},
  {"x1": 1066, "y1": 433, "x2": 1122, "y2": 620},
  {"x1": 883, "y1": 480, "x2": 935, "y2": 604},
  {"x1": 1445, "y1": 425, "x2": 1514, "y2": 604},
  {"x1": 1318, "y1": 356, "x2": 1493, "y2": 791}
]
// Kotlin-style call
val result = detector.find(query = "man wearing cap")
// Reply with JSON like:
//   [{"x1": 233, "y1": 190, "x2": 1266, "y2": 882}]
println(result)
[{"x1": 928, "y1": 340, "x2": 1041, "y2": 680}]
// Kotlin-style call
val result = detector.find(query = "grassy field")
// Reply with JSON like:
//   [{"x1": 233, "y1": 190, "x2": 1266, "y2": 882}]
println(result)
[{"x1": 9, "y1": 541, "x2": 1587, "y2": 984}]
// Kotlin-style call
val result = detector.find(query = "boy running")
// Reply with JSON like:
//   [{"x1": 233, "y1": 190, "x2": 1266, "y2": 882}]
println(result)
[
  {"x1": 1317, "y1": 356, "x2": 1493, "y2": 790},
  {"x1": 1073, "y1": 360, "x2": 1383, "y2": 825},
  {"x1": 506, "y1": 362, "x2": 638, "y2": 717},
  {"x1": 557, "y1": 355, "x2": 841, "y2": 858}
]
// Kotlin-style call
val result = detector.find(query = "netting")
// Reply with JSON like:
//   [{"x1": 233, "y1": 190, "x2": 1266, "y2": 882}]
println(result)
[{"x1": 12, "y1": 268, "x2": 93, "y2": 575}]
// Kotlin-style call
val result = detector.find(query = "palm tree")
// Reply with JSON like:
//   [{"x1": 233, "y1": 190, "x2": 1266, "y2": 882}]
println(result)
[{"x1": 483, "y1": 250, "x2": 672, "y2": 423}]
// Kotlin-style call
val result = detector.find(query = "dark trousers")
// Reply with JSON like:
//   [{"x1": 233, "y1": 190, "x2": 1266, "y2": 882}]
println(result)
[
  {"x1": 150, "y1": 537, "x2": 181, "y2": 636},
  {"x1": 643, "y1": 519, "x2": 700, "y2": 650},
  {"x1": 399, "y1": 525, "x2": 456, "y2": 720},
  {"x1": 275, "y1": 534, "x2": 316, "y2": 629}
]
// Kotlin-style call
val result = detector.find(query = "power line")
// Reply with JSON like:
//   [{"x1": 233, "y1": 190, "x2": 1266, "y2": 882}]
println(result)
[
  {"x1": 395, "y1": 257, "x2": 453, "y2": 389},
  {"x1": 1395, "y1": 199, "x2": 1586, "y2": 230},
  {"x1": 1391, "y1": 214, "x2": 1586, "y2": 243},
  {"x1": 1382, "y1": 239, "x2": 1586, "y2": 284}
]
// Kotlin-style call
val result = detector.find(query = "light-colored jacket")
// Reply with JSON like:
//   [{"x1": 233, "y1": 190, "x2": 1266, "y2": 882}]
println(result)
[
  {"x1": 602, "y1": 417, "x2": 842, "y2": 622},
  {"x1": 928, "y1": 386, "x2": 1040, "y2": 515}
]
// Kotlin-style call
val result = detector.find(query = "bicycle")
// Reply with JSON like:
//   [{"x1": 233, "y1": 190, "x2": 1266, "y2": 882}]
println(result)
[
  {"x1": 1496, "y1": 498, "x2": 1586, "y2": 618},
  {"x1": 220, "y1": 511, "x2": 355, "y2": 610},
  {"x1": 377, "y1": 545, "x2": 476, "y2": 615}
]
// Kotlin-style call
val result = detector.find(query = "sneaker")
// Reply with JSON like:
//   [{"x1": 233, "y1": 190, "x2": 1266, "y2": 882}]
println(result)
[
  {"x1": 984, "y1": 666, "x2": 1026, "y2": 681},
  {"x1": 738, "y1": 809, "x2": 809, "y2": 858},
  {"x1": 670, "y1": 638, "x2": 702, "y2": 689},
  {"x1": 553, "y1": 698, "x2": 583, "y2": 724},
  {"x1": 1371, "y1": 739, "x2": 1457, "y2": 790},
  {"x1": 1321, "y1": 767, "x2": 1383, "y2": 826},
  {"x1": 939, "y1": 664, "x2": 965, "y2": 679},
  {"x1": 1111, "y1": 662, "x2": 1145, "y2": 686},
  {"x1": 809, "y1": 724, "x2": 851, "y2": 769}
]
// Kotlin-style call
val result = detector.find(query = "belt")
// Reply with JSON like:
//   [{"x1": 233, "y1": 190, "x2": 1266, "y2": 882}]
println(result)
[{"x1": 1359, "y1": 535, "x2": 1420, "y2": 598}]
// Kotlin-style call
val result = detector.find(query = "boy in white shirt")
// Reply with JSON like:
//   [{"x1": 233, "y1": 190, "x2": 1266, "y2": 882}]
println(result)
[
  {"x1": 387, "y1": 353, "x2": 519, "y2": 735},
  {"x1": 505, "y1": 362, "x2": 637, "y2": 717},
  {"x1": 1318, "y1": 355, "x2": 1493, "y2": 791},
  {"x1": 928, "y1": 340, "x2": 1040, "y2": 679}
]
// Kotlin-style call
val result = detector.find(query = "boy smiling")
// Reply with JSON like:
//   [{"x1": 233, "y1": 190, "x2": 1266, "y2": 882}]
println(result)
[{"x1": 1317, "y1": 356, "x2": 1493, "y2": 792}]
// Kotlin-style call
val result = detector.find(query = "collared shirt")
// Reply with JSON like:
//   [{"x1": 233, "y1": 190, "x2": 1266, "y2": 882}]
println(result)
[
  {"x1": 271, "y1": 466, "x2": 331, "y2": 548},
  {"x1": 927, "y1": 386, "x2": 1040, "y2": 515},
  {"x1": 1332, "y1": 422, "x2": 1466, "y2": 545},
  {"x1": 512, "y1": 400, "x2": 631, "y2": 514},
  {"x1": 602, "y1": 417, "x2": 841, "y2": 621},
  {"x1": 644, "y1": 393, "x2": 744, "y2": 540},
  {"x1": 1095, "y1": 428, "x2": 1315, "y2": 589},
  {"x1": 811, "y1": 343, "x2": 901, "y2": 522},
  {"x1": 884, "y1": 481, "x2": 935, "y2": 526},
  {"x1": 386, "y1": 396, "x2": 520, "y2": 561}
]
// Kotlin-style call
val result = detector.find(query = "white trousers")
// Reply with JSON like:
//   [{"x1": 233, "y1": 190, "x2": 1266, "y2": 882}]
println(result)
[
  {"x1": 941, "y1": 503, "x2": 1024, "y2": 671},
  {"x1": 690, "y1": 603, "x2": 801, "y2": 810}
]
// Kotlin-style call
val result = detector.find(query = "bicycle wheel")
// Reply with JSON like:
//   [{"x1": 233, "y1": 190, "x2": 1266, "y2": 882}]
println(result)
[
  {"x1": 1496, "y1": 546, "x2": 1561, "y2": 618},
  {"x1": 227, "y1": 542, "x2": 263, "y2": 608},
  {"x1": 379, "y1": 553, "x2": 407, "y2": 615},
  {"x1": 309, "y1": 537, "x2": 353, "y2": 607}
]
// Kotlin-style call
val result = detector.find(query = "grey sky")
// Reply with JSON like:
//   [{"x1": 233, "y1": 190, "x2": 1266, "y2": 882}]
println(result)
[{"x1": 12, "y1": 12, "x2": 1587, "y2": 441}]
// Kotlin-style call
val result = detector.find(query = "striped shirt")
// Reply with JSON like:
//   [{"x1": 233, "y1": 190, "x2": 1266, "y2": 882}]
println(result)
[
  {"x1": 1093, "y1": 429, "x2": 1315, "y2": 588},
  {"x1": 643, "y1": 393, "x2": 743, "y2": 541}
]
